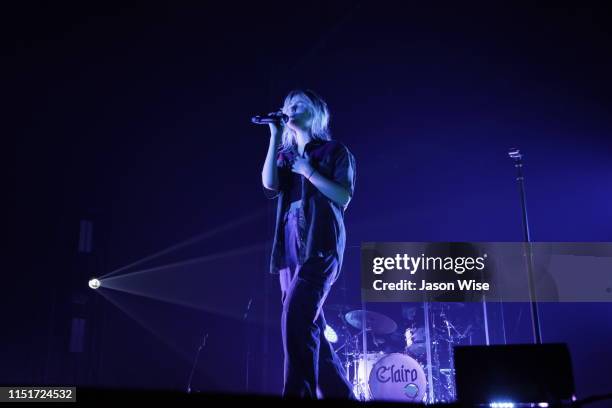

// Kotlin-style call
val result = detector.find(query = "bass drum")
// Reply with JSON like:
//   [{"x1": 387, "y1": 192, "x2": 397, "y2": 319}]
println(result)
[
  {"x1": 368, "y1": 353, "x2": 427, "y2": 402},
  {"x1": 353, "y1": 352, "x2": 385, "y2": 400}
]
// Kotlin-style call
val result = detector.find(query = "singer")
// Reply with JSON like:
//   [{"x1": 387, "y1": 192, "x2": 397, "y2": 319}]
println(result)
[{"x1": 261, "y1": 90, "x2": 356, "y2": 399}]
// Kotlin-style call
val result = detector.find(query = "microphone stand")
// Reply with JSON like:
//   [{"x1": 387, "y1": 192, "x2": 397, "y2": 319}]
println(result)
[
  {"x1": 243, "y1": 298, "x2": 253, "y2": 392},
  {"x1": 508, "y1": 148, "x2": 543, "y2": 344},
  {"x1": 187, "y1": 331, "x2": 208, "y2": 393}
]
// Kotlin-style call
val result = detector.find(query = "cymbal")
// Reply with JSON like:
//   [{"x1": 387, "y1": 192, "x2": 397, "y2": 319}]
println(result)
[{"x1": 345, "y1": 310, "x2": 398, "y2": 335}]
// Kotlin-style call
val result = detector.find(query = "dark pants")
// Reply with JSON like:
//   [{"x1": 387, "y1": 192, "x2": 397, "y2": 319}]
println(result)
[{"x1": 279, "y1": 206, "x2": 354, "y2": 399}]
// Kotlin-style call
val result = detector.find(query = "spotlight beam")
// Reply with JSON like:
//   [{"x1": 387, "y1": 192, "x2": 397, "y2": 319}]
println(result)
[
  {"x1": 94, "y1": 243, "x2": 271, "y2": 322},
  {"x1": 98, "y1": 280, "x2": 245, "y2": 319},
  {"x1": 100, "y1": 209, "x2": 266, "y2": 279},
  {"x1": 102, "y1": 242, "x2": 268, "y2": 283}
]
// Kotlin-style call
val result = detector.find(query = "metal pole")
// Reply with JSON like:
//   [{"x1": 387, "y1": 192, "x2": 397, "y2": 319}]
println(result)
[
  {"x1": 243, "y1": 298, "x2": 253, "y2": 392},
  {"x1": 186, "y1": 333, "x2": 208, "y2": 393},
  {"x1": 423, "y1": 300, "x2": 435, "y2": 403},
  {"x1": 508, "y1": 148, "x2": 543, "y2": 344},
  {"x1": 360, "y1": 300, "x2": 368, "y2": 401}
]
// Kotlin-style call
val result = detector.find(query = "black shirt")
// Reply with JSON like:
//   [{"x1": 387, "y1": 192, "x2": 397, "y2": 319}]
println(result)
[
  {"x1": 264, "y1": 139, "x2": 357, "y2": 275},
  {"x1": 286, "y1": 160, "x2": 304, "y2": 205}
]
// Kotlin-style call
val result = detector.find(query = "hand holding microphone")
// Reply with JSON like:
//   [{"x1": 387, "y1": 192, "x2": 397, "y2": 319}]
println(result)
[
  {"x1": 252, "y1": 110, "x2": 288, "y2": 138},
  {"x1": 251, "y1": 110, "x2": 288, "y2": 125}
]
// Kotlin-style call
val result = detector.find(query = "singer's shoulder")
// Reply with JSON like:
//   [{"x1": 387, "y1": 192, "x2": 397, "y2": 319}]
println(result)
[{"x1": 326, "y1": 140, "x2": 356, "y2": 161}]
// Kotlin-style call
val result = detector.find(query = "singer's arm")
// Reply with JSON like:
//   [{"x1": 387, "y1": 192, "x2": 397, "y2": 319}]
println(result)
[
  {"x1": 262, "y1": 131, "x2": 282, "y2": 191},
  {"x1": 308, "y1": 171, "x2": 351, "y2": 208},
  {"x1": 292, "y1": 146, "x2": 355, "y2": 208}
]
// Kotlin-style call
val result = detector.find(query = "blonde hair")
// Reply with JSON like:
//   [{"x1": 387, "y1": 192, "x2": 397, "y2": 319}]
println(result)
[{"x1": 280, "y1": 89, "x2": 331, "y2": 152}]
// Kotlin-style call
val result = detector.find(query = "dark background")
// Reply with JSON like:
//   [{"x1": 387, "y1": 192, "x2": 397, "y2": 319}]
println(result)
[{"x1": 9, "y1": 0, "x2": 612, "y2": 403}]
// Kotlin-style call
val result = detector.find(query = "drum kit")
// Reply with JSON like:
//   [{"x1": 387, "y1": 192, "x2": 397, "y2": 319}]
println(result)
[{"x1": 326, "y1": 303, "x2": 474, "y2": 403}]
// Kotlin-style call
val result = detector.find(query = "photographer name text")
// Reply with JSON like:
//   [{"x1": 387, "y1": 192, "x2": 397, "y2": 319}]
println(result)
[{"x1": 372, "y1": 279, "x2": 490, "y2": 291}]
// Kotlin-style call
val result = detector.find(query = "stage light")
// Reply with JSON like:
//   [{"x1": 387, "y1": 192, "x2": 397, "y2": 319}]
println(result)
[
  {"x1": 88, "y1": 278, "x2": 101, "y2": 289},
  {"x1": 324, "y1": 324, "x2": 338, "y2": 343},
  {"x1": 490, "y1": 403, "x2": 514, "y2": 408},
  {"x1": 455, "y1": 344, "x2": 575, "y2": 406},
  {"x1": 537, "y1": 403, "x2": 549, "y2": 408}
]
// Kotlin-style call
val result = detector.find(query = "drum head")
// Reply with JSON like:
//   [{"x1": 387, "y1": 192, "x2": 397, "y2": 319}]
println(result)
[
  {"x1": 354, "y1": 352, "x2": 384, "y2": 400},
  {"x1": 368, "y1": 353, "x2": 427, "y2": 402}
]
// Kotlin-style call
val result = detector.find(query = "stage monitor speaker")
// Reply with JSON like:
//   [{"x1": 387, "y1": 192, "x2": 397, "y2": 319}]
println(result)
[{"x1": 454, "y1": 343, "x2": 575, "y2": 405}]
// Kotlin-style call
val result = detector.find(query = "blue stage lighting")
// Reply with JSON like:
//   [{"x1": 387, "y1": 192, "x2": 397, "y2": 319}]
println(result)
[
  {"x1": 324, "y1": 324, "x2": 338, "y2": 343},
  {"x1": 490, "y1": 403, "x2": 515, "y2": 408}
]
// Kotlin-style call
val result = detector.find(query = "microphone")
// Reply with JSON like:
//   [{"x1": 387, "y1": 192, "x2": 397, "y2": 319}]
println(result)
[{"x1": 251, "y1": 111, "x2": 288, "y2": 125}]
